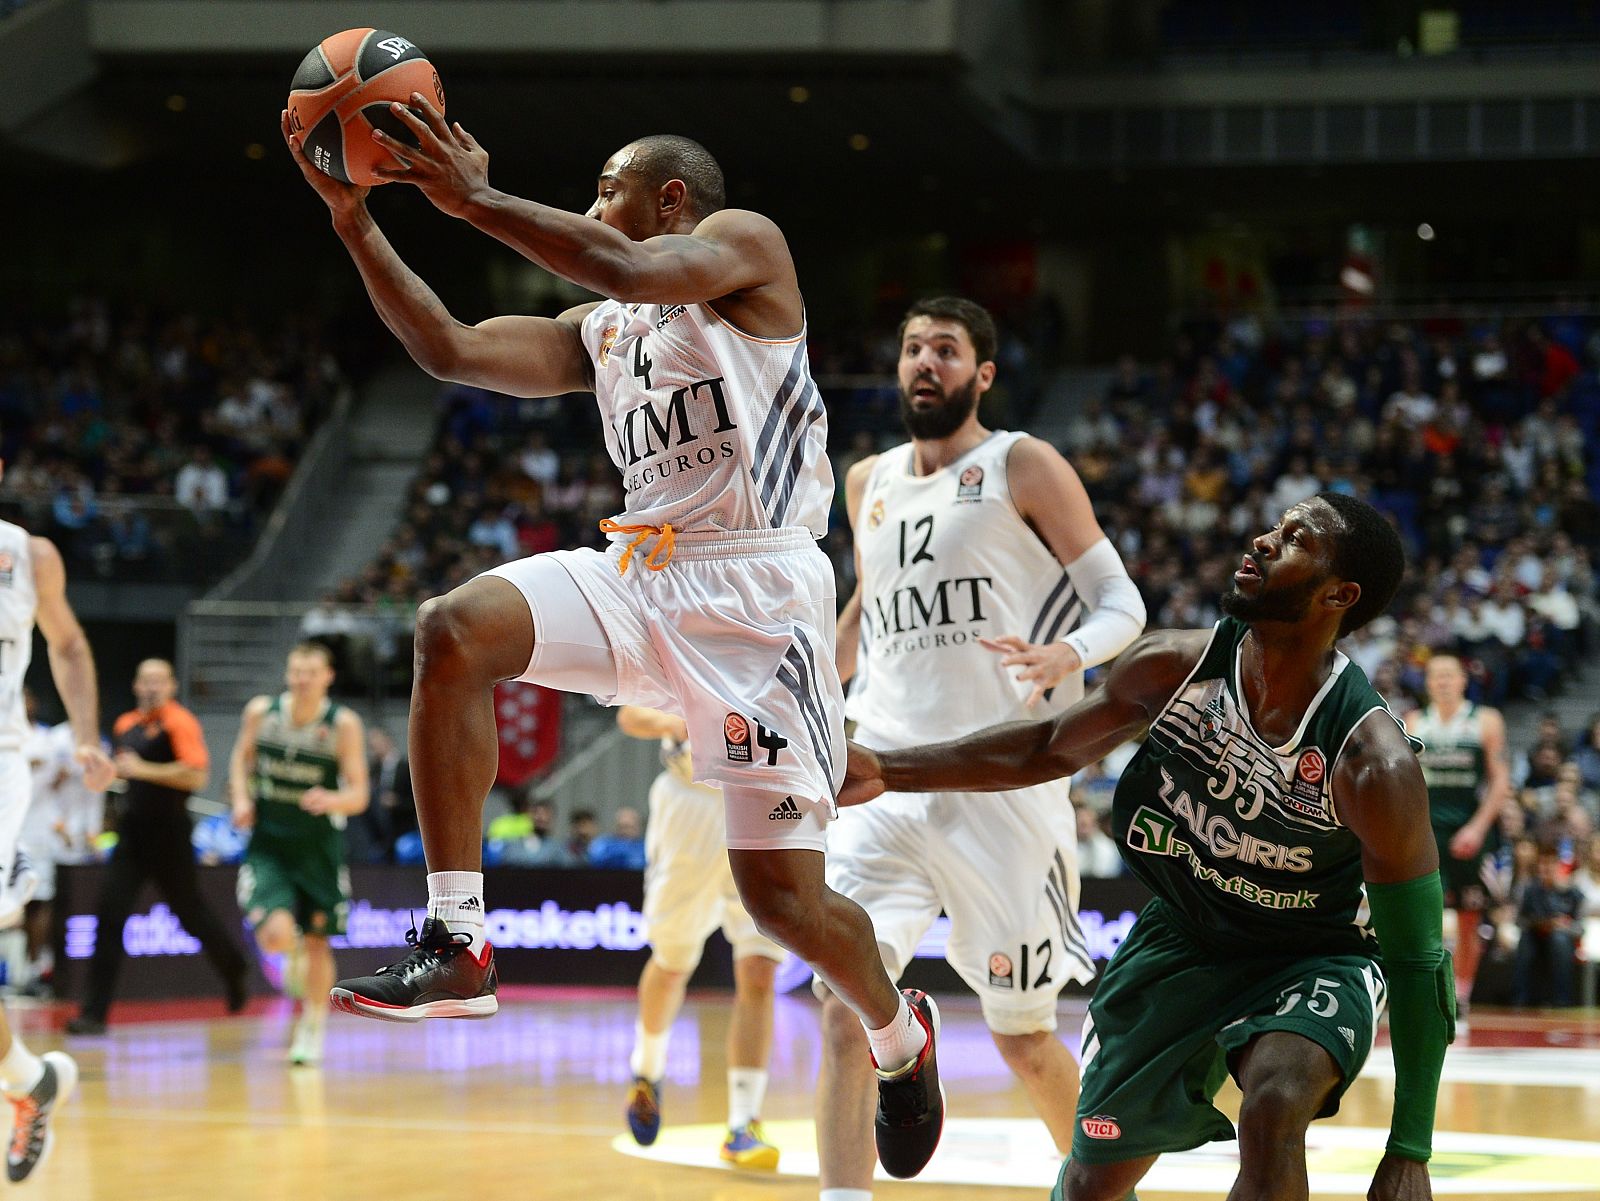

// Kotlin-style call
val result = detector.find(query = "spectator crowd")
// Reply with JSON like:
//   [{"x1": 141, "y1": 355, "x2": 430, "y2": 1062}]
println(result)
[{"x1": 0, "y1": 297, "x2": 343, "y2": 582}]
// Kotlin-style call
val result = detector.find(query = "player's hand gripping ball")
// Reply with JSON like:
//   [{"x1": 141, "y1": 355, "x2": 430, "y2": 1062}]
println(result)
[{"x1": 286, "y1": 28, "x2": 444, "y2": 187}]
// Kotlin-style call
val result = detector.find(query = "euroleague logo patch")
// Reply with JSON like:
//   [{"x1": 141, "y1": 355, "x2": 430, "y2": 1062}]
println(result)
[
  {"x1": 1080, "y1": 1115, "x2": 1121, "y2": 1140},
  {"x1": 988, "y1": 952, "x2": 1014, "y2": 990},
  {"x1": 1284, "y1": 746, "x2": 1330, "y2": 819},
  {"x1": 957, "y1": 464, "x2": 984, "y2": 502},
  {"x1": 724, "y1": 712, "x2": 752, "y2": 762}
]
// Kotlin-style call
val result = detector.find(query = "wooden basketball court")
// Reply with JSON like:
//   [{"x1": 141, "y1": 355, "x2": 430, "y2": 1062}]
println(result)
[{"x1": 11, "y1": 989, "x2": 1599, "y2": 1200}]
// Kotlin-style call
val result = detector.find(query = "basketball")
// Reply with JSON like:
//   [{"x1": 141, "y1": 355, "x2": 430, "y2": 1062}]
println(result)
[{"x1": 286, "y1": 28, "x2": 444, "y2": 188}]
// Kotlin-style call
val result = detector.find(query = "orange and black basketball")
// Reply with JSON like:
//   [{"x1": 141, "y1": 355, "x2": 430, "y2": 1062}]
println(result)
[{"x1": 286, "y1": 28, "x2": 445, "y2": 187}]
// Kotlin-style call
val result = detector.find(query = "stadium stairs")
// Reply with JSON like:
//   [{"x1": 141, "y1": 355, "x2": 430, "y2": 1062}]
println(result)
[{"x1": 178, "y1": 364, "x2": 436, "y2": 764}]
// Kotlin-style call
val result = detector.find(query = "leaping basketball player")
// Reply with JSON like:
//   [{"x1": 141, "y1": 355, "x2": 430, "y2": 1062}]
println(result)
[{"x1": 282, "y1": 102, "x2": 943, "y2": 1176}]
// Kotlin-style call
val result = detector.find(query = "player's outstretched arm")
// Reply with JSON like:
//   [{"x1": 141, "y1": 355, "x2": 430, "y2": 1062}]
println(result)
[
  {"x1": 841, "y1": 630, "x2": 1203, "y2": 807},
  {"x1": 1336, "y1": 712, "x2": 1450, "y2": 1200},
  {"x1": 369, "y1": 97, "x2": 793, "y2": 306},
  {"x1": 282, "y1": 109, "x2": 595, "y2": 397},
  {"x1": 228, "y1": 696, "x2": 270, "y2": 829},
  {"x1": 32, "y1": 536, "x2": 114, "y2": 792}
]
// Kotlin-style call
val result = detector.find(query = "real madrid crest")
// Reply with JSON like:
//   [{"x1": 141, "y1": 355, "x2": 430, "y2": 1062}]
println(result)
[
  {"x1": 867, "y1": 498, "x2": 885, "y2": 530},
  {"x1": 598, "y1": 325, "x2": 619, "y2": 366}
]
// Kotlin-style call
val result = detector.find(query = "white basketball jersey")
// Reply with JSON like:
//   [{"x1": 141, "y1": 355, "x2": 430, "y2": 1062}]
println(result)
[
  {"x1": 0, "y1": 522, "x2": 35, "y2": 753},
  {"x1": 847, "y1": 432, "x2": 1085, "y2": 749},
  {"x1": 581, "y1": 300, "x2": 832, "y2": 535}
]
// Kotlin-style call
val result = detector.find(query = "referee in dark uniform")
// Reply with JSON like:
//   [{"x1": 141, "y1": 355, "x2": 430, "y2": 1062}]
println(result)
[{"x1": 67, "y1": 659, "x2": 249, "y2": 1034}]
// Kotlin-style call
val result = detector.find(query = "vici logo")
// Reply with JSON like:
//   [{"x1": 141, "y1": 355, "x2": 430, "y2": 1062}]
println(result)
[{"x1": 1081, "y1": 1116, "x2": 1121, "y2": 1140}]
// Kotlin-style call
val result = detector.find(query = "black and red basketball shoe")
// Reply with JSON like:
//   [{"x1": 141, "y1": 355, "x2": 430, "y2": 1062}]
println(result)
[{"x1": 329, "y1": 916, "x2": 497, "y2": 1021}]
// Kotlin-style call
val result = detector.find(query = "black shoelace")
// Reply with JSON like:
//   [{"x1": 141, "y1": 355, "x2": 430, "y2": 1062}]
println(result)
[{"x1": 376, "y1": 915, "x2": 473, "y2": 976}]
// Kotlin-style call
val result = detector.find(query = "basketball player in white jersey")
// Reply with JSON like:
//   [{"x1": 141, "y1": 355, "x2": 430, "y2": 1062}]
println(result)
[
  {"x1": 284, "y1": 105, "x2": 943, "y2": 1173},
  {"x1": 816, "y1": 298, "x2": 1146, "y2": 1201},
  {"x1": 616, "y1": 705, "x2": 784, "y2": 1170},
  {"x1": 15, "y1": 689, "x2": 97, "y2": 992},
  {"x1": 1404, "y1": 655, "x2": 1509, "y2": 1012},
  {"x1": 0, "y1": 486, "x2": 115, "y2": 1182}
]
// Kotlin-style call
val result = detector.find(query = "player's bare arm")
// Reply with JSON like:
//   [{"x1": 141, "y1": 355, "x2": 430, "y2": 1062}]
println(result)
[
  {"x1": 1335, "y1": 713, "x2": 1438, "y2": 885},
  {"x1": 228, "y1": 695, "x2": 270, "y2": 829},
  {"x1": 31, "y1": 536, "x2": 114, "y2": 791},
  {"x1": 615, "y1": 706, "x2": 689, "y2": 742},
  {"x1": 301, "y1": 709, "x2": 370, "y2": 817},
  {"x1": 282, "y1": 109, "x2": 596, "y2": 397},
  {"x1": 835, "y1": 454, "x2": 879, "y2": 684},
  {"x1": 1453, "y1": 707, "x2": 1510, "y2": 859},
  {"x1": 1335, "y1": 711, "x2": 1450, "y2": 1201},
  {"x1": 369, "y1": 99, "x2": 796, "y2": 312},
  {"x1": 841, "y1": 630, "x2": 1205, "y2": 807},
  {"x1": 981, "y1": 438, "x2": 1147, "y2": 704}
]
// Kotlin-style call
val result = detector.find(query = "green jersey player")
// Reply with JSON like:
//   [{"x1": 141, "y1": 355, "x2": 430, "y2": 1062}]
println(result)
[
  {"x1": 841, "y1": 493, "x2": 1454, "y2": 1201},
  {"x1": 1404, "y1": 654, "x2": 1509, "y2": 1011},
  {"x1": 230, "y1": 642, "x2": 368, "y2": 1065}
]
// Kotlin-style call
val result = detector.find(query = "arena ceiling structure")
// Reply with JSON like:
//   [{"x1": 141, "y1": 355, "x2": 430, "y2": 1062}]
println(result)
[{"x1": 7, "y1": 0, "x2": 1600, "y2": 238}]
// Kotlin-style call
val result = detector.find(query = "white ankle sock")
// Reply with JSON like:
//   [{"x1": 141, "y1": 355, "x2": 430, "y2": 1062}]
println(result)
[
  {"x1": 865, "y1": 995, "x2": 926, "y2": 1074},
  {"x1": 630, "y1": 1024, "x2": 668, "y2": 1081},
  {"x1": 727, "y1": 1066, "x2": 768, "y2": 1129},
  {"x1": 820, "y1": 1190, "x2": 873, "y2": 1201},
  {"x1": 427, "y1": 871, "x2": 487, "y2": 956},
  {"x1": 0, "y1": 1038, "x2": 43, "y2": 1096}
]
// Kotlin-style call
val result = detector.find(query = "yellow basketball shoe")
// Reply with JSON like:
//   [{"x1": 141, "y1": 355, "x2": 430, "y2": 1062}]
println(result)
[{"x1": 720, "y1": 1120, "x2": 779, "y2": 1170}]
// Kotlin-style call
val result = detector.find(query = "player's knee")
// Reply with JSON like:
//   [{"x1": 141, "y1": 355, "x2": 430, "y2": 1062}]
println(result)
[
  {"x1": 1059, "y1": 1158, "x2": 1127, "y2": 1201},
  {"x1": 820, "y1": 990, "x2": 867, "y2": 1056},
  {"x1": 732, "y1": 953, "x2": 778, "y2": 997},
  {"x1": 1236, "y1": 1072, "x2": 1322, "y2": 1146},
  {"x1": 991, "y1": 1029, "x2": 1058, "y2": 1077},
  {"x1": 414, "y1": 595, "x2": 476, "y2": 675},
  {"x1": 648, "y1": 947, "x2": 699, "y2": 977},
  {"x1": 741, "y1": 890, "x2": 814, "y2": 954},
  {"x1": 255, "y1": 915, "x2": 295, "y2": 954}
]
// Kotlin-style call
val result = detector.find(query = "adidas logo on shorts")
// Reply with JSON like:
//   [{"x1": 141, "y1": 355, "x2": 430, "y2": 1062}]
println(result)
[
  {"x1": 1339, "y1": 1025, "x2": 1356, "y2": 1050},
  {"x1": 768, "y1": 796, "x2": 804, "y2": 821}
]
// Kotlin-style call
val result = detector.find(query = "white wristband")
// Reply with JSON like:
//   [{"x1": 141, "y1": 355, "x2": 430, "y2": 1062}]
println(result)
[{"x1": 1060, "y1": 538, "x2": 1147, "y2": 671}]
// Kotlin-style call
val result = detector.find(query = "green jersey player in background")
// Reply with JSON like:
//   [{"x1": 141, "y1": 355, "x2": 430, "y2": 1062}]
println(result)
[
  {"x1": 230, "y1": 643, "x2": 369, "y2": 1065},
  {"x1": 1404, "y1": 655, "x2": 1509, "y2": 1017},
  {"x1": 841, "y1": 493, "x2": 1454, "y2": 1201}
]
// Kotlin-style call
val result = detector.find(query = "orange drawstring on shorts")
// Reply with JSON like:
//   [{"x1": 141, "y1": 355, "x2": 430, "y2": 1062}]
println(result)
[{"x1": 598, "y1": 519, "x2": 677, "y2": 574}]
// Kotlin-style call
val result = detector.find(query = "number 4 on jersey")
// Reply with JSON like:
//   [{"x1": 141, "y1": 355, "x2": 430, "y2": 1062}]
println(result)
[
  {"x1": 632, "y1": 337, "x2": 654, "y2": 390},
  {"x1": 756, "y1": 724, "x2": 788, "y2": 766}
]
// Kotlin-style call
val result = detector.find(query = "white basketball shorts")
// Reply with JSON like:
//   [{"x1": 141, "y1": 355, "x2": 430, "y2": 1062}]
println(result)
[
  {"x1": 482, "y1": 527, "x2": 844, "y2": 853},
  {"x1": 823, "y1": 728, "x2": 1094, "y2": 1034},
  {"x1": 641, "y1": 771, "x2": 785, "y2": 972}
]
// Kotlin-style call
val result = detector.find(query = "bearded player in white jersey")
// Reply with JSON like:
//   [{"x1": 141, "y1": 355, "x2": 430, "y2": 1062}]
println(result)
[
  {"x1": 0, "y1": 487, "x2": 116, "y2": 1183},
  {"x1": 816, "y1": 298, "x2": 1146, "y2": 1201},
  {"x1": 284, "y1": 104, "x2": 944, "y2": 1174}
]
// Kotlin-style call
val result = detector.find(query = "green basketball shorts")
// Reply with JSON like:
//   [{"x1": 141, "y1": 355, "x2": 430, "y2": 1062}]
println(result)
[{"x1": 1067, "y1": 899, "x2": 1387, "y2": 1167}]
